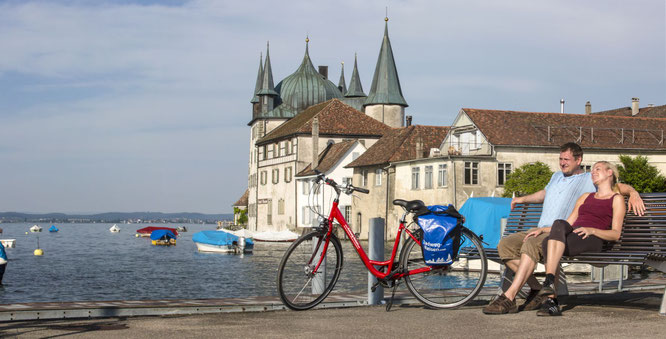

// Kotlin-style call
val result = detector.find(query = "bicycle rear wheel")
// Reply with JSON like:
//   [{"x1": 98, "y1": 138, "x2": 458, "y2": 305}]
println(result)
[
  {"x1": 277, "y1": 231, "x2": 343, "y2": 310},
  {"x1": 400, "y1": 227, "x2": 487, "y2": 309}
]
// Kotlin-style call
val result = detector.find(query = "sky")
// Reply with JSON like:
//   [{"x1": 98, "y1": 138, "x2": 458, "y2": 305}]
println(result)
[{"x1": 0, "y1": 0, "x2": 664, "y2": 214}]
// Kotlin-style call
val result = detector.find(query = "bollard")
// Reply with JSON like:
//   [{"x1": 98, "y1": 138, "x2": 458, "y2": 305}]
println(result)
[
  {"x1": 368, "y1": 218, "x2": 385, "y2": 305},
  {"x1": 312, "y1": 235, "x2": 326, "y2": 294}
]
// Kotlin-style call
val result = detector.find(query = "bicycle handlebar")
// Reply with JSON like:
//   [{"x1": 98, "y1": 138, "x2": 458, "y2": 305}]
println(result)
[{"x1": 314, "y1": 171, "x2": 369, "y2": 195}]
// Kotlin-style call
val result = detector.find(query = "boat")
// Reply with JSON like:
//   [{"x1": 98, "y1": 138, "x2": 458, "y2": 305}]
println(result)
[
  {"x1": 192, "y1": 230, "x2": 254, "y2": 254},
  {"x1": 109, "y1": 224, "x2": 120, "y2": 233},
  {"x1": 29, "y1": 225, "x2": 42, "y2": 233},
  {"x1": 176, "y1": 226, "x2": 188, "y2": 232},
  {"x1": 135, "y1": 227, "x2": 179, "y2": 237},
  {"x1": 48, "y1": 225, "x2": 59, "y2": 232},
  {"x1": 252, "y1": 230, "x2": 299, "y2": 242},
  {"x1": 150, "y1": 229, "x2": 177, "y2": 246},
  {"x1": 0, "y1": 239, "x2": 16, "y2": 248}
]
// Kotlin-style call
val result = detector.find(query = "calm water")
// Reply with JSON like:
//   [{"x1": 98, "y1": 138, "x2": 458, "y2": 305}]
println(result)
[{"x1": 0, "y1": 223, "x2": 499, "y2": 304}]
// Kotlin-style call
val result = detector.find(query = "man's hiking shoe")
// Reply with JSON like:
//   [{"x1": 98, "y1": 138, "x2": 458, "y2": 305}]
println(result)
[
  {"x1": 536, "y1": 298, "x2": 562, "y2": 316},
  {"x1": 482, "y1": 294, "x2": 518, "y2": 314},
  {"x1": 521, "y1": 289, "x2": 548, "y2": 311},
  {"x1": 538, "y1": 282, "x2": 556, "y2": 297}
]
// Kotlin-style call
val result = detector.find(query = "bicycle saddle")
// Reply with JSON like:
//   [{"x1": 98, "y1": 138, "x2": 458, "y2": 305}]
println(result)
[{"x1": 392, "y1": 199, "x2": 427, "y2": 213}]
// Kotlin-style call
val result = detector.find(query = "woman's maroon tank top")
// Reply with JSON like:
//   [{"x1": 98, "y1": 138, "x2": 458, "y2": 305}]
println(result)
[{"x1": 572, "y1": 193, "x2": 617, "y2": 230}]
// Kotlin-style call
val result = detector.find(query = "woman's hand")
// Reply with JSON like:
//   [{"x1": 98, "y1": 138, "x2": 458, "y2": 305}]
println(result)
[
  {"x1": 523, "y1": 228, "x2": 543, "y2": 242},
  {"x1": 573, "y1": 227, "x2": 595, "y2": 239}
]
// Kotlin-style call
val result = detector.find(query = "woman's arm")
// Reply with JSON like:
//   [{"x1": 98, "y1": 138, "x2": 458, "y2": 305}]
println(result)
[
  {"x1": 617, "y1": 182, "x2": 645, "y2": 216},
  {"x1": 574, "y1": 195, "x2": 626, "y2": 241}
]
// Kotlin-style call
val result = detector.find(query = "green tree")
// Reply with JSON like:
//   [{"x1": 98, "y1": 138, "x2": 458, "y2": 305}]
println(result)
[
  {"x1": 233, "y1": 207, "x2": 248, "y2": 225},
  {"x1": 502, "y1": 161, "x2": 554, "y2": 197},
  {"x1": 617, "y1": 155, "x2": 666, "y2": 193}
]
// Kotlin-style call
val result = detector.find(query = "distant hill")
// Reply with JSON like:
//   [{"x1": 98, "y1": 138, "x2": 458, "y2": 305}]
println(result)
[{"x1": 0, "y1": 212, "x2": 233, "y2": 223}]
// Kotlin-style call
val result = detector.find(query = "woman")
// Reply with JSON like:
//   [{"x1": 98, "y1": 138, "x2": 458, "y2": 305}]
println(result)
[{"x1": 526, "y1": 161, "x2": 626, "y2": 316}]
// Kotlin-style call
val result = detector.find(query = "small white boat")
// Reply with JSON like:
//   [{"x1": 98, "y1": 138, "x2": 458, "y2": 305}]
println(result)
[
  {"x1": 29, "y1": 225, "x2": 42, "y2": 233},
  {"x1": 0, "y1": 239, "x2": 16, "y2": 248},
  {"x1": 109, "y1": 224, "x2": 120, "y2": 233},
  {"x1": 192, "y1": 230, "x2": 254, "y2": 254},
  {"x1": 252, "y1": 230, "x2": 298, "y2": 242}
]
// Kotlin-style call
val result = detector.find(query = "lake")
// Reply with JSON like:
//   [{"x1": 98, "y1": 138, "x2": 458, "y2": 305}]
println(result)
[{"x1": 0, "y1": 222, "x2": 500, "y2": 304}]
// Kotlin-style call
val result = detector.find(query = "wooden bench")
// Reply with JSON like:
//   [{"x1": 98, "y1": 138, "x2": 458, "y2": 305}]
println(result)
[{"x1": 484, "y1": 192, "x2": 666, "y2": 315}]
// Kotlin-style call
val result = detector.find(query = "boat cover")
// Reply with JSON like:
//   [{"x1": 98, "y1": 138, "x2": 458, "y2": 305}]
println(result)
[
  {"x1": 458, "y1": 197, "x2": 511, "y2": 248},
  {"x1": 49, "y1": 225, "x2": 59, "y2": 232},
  {"x1": 137, "y1": 227, "x2": 178, "y2": 236},
  {"x1": 150, "y1": 229, "x2": 177, "y2": 240},
  {"x1": 192, "y1": 230, "x2": 254, "y2": 246}
]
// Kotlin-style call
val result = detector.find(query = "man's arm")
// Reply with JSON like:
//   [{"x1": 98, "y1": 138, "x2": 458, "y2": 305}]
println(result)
[
  {"x1": 617, "y1": 182, "x2": 645, "y2": 216},
  {"x1": 511, "y1": 189, "x2": 546, "y2": 210}
]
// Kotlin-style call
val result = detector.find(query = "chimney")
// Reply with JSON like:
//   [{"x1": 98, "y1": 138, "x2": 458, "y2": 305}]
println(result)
[
  {"x1": 560, "y1": 99, "x2": 565, "y2": 113},
  {"x1": 312, "y1": 116, "x2": 319, "y2": 169},
  {"x1": 631, "y1": 98, "x2": 639, "y2": 116},
  {"x1": 415, "y1": 137, "x2": 423, "y2": 159},
  {"x1": 585, "y1": 101, "x2": 591, "y2": 114},
  {"x1": 406, "y1": 115, "x2": 413, "y2": 127},
  {"x1": 318, "y1": 66, "x2": 328, "y2": 80}
]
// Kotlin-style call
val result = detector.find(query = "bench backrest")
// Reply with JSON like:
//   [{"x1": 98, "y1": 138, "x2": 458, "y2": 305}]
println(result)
[{"x1": 504, "y1": 192, "x2": 666, "y2": 255}]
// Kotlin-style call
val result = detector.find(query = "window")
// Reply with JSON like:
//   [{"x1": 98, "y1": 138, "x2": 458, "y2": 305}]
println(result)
[
  {"x1": 361, "y1": 170, "x2": 368, "y2": 187},
  {"x1": 284, "y1": 167, "x2": 292, "y2": 183},
  {"x1": 464, "y1": 162, "x2": 479, "y2": 185},
  {"x1": 267, "y1": 200, "x2": 272, "y2": 225},
  {"x1": 498, "y1": 163, "x2": 512, "y2": 186},
  {"x1": 258, "y1": 146, "x2": 264, "y2": 161},
  {"x1": 292, "y1": 138, "x2": 298, "y2": 154},
  {"x1": 344, "y1": 206, "x2": 352, "y2": 224},
  {"x1": 302, "y1": 180, "x2": 310, "y2": 194},
  {"x1": 375, "y1": 169, "x2": 382, "y2": 186},
  {"x1": 266, "y1": 145, "x2": 273, "y2": 159},
  {"x1": 356, "y1": 212, "x2": 362, "y2": 234},
  {"x1": 411, "y1": 167, "x2": 420, "y2": 190},
  {"x1": 272, "y1": 169, "x2": 279, "y2": 184},
  {"x1": 285, "y1": 140, "x2": 291, "y2": 155},
  {"x1": 438, "y1": 164, "x2": 448, "y2": 187},
  {"x1": 260, "y1": 171, "x2": 267, "y2": 185},
  {"x1": 424, "y1": 165, "x2": 433, "y2": 189},
  {"x1": 342, "y1": 177, "x2": 352, "y2": 186},
  {"x1": 278, "y1": 199, "x2": 285, "y2": 215},
  {"x1": 279, "y1": 141, "x2": 286, "y2": 157},
  {"x1": 582, "y1": 164, "x2": 592, "y2": 173},
  {"x1": 301, "y1": 206, "x2": 310, "y2": 224}
]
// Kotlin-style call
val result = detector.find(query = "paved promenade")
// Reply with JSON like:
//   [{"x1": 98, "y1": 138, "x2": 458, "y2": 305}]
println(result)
[{"x1": 0, "y1": 291, "x2": 665, "y2": 338}]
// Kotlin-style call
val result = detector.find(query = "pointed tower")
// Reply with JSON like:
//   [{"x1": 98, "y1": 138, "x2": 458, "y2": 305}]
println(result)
[
  {"x1": 337, "y1": 62, "x2": 347, "y2": 94},
  {"x1": 341, "y1": 54, "x2": 367, "y2": 111},
  {"x1": 257, "y1": 42, "x2": 278, "y2": 114},
  {"x1": 363, "y1": 17, "x2": 408, "y2": 128},
  {"x1": 251, "y1": 52, "x2": 264, "y2": 117}
]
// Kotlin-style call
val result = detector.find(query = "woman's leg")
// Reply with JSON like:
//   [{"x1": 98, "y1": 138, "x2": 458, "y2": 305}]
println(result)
[{"x1": 543, "y1": 220, "x2": 573, "y2": 276}]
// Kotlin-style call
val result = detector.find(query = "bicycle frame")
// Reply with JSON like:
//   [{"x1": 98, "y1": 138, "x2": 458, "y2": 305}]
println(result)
[{"x1": 311, "y1": 198, "x2": 435, "y2": 282}]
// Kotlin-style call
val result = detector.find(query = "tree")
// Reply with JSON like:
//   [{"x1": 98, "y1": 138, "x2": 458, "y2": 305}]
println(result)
[
  {"x1": 617, "y1": 155, "x2": 666, "y2": 193},
  {"x1": 502, "y1": 162, "x2": 554, "y2": 198},
  {"x1": 233, "y1": 207, "x2": 248, "y2": 226}
]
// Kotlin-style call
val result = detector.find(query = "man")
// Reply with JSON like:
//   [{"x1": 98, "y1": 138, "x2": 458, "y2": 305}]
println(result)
[{"x1": 482, "y1": 142, "x2": 644, "y2": 315}]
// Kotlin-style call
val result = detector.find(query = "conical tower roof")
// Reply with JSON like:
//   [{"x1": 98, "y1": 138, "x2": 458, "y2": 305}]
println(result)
[
  {"x1": 337, "y1": 62, "x2": 347, "y2": 94},
  {"x1": 257, "y1": 42, "x2": 278, "y2": 96},
  {"x1": 345, "y1": 54, "x2": 366, "y2": 98},
  {"x1": 364, "y1": 19, "x2": 408, "y2": 107},
  {"x1": 250, "y1": 52, "x2": 263, "y2": 103}
]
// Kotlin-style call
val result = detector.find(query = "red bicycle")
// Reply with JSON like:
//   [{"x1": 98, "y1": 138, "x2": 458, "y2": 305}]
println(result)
[{"x1": 276, "y1": 174, "x2": 487, "y2": 311}]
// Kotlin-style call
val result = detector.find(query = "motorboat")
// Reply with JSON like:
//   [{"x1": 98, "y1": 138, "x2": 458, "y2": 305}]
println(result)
[
  {"x1": 192, "y1": 230, "x2": 254, "y2": 254},
  {"x1": 176, "y1": 226, "x2": 188, "y2": 232},
  {"x1": 136, "y1": 227, "x2": 179, "y2": 237},
  {"x1": 48, "y1": 225, "x2": 59, "y2": 232},
  {"x1": 29, "y1": 225, "x2": 42, "y2": 233},
  {"x1": 252, "y1": 230, "x2": 299, "y2": 242},
  {"x1": 0, "y1": 239, "x2": 16, "y2": 248},
  {"x1": 150, "y1": 229, "x2": 177, "y2": 246},
  {"x1": 109, "y1": 224, "x2": 121, "y2": 233}
]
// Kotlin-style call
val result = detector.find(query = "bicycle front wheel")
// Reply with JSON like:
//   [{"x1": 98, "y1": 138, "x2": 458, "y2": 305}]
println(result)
[
  {"x1": 277, "y1": 231, "x2": 343, "y2": 310},
  {"x1": 400, "y1": 227, "x2": 487, "y2": 309}
]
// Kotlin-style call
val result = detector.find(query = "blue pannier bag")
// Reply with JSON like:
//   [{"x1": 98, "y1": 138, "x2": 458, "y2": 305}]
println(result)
[{"x1": 414, "y1": 204, "x2": 464, "y2": 266}]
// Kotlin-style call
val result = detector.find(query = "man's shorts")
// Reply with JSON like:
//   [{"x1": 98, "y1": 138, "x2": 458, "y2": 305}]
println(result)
[{"x1": 497, "y1": 229, "x2": 550, "y2": 264}]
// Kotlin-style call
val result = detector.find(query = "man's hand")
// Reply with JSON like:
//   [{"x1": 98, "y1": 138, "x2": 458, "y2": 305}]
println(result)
[
  {"x1": 627, "y1": 191, "x2": 645, "y2": 216},
  {"x1": 523, "y1": 228, "x2": 543, "y2": 242},
  {"x1": 510, "y1": 196, "x2": 524, "y2": 210}
]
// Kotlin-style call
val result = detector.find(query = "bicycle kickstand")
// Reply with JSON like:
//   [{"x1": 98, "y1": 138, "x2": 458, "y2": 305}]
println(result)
[{"x1": 385, "y1": 282, "x2": 399, "y2": 312}]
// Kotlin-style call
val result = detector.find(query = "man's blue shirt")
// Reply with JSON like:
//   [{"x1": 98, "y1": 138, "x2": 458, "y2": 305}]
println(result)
[{"x1": 537, "y1": 171, "x2": 596, "y2": 228}]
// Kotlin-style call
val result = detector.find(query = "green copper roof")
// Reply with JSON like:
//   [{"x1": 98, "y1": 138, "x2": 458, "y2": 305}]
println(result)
[
  {"x1": 364, "y1": 21, "x2": 408, "y2": 107},
  {"x1": 337, "y1": 62, "x2": 347, "y2": 94},
  {"x1": 276, "y1": 40, "x2": 342, "y2": 113},
  {"x1": 250, "y1": 52, "x2": 263, "y2": 103},
  {"x1": 257, "y1": 42, "x2": 278, "y2": 96},
  {"x1": 345, "y1": 54, "x2": 366, "y2": 98}
]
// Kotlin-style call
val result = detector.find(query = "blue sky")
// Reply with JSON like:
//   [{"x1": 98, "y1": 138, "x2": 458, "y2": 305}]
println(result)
[{"x1": 0, "y1": 0, "x2": 664, "y2": 214}]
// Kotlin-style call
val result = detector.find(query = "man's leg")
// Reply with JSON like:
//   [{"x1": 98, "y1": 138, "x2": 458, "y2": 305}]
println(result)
[
  {"x1": 504, "y1": 253, "x2": 537, "y2": 300},
  {"x1": 504, "y1": 259, "x2": 542, "y2": 290}
]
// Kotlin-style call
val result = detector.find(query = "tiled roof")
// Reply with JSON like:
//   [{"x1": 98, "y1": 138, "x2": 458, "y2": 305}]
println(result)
[
  {"x1": 462, "y1": 108, "x2": 666, "y2": 150},
  {"x1": 296, "y1": 140, "x2": 357, "y2": 177},
  {"x1": 590, "y1": 104, "x2": 666, "y2": 118},
  {"x1": 256, "y1": 99, "x2": 391, "y2": 145},
  {"x1": 232, "y1": 189, "x2": 249, "y2": 208},
  {"x1": 346, "y1": 125, "x2": 450, "y2": 168}
]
